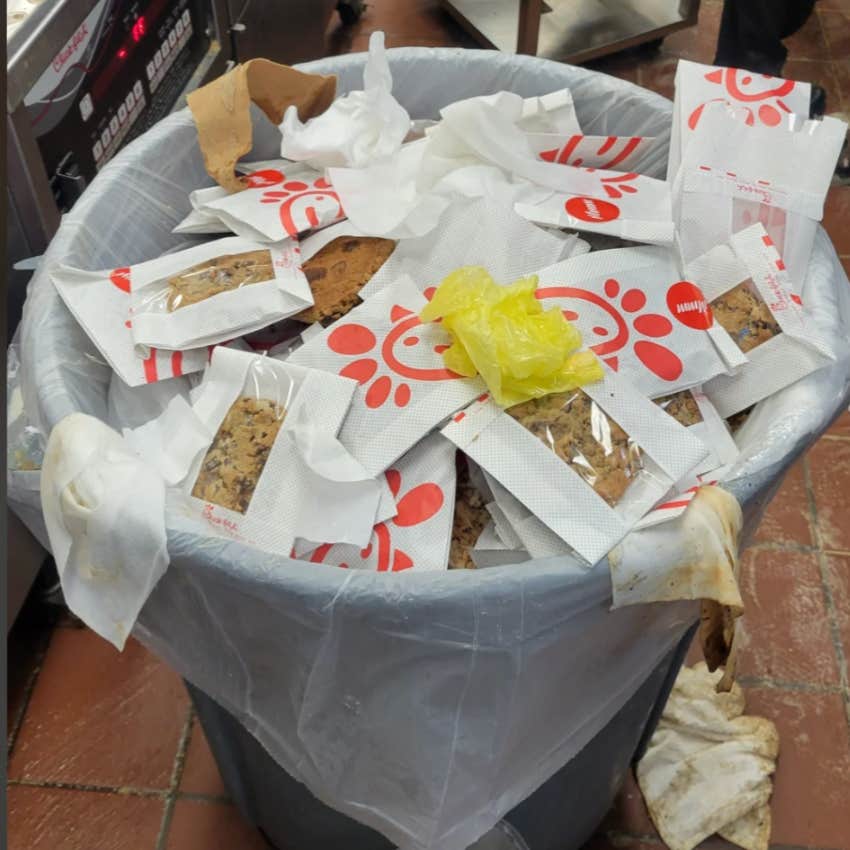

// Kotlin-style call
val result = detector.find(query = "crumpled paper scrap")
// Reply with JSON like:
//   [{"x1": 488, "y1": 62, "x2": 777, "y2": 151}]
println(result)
[
  {"x1": 280, "y1": 31, "x2": 410, "y2": 169},
  {"x1": 188, "y1": 58, "x2": 336, "y2": 193},
  {"x1": 637, "y1": 662, "x2": 779, "y2": 850},
  {"x1": 419, "y1": 266, "x2": 602, "y2": 407},
  {"x1": 40, "y1": 413, "x2": 169, "y2": 650}
]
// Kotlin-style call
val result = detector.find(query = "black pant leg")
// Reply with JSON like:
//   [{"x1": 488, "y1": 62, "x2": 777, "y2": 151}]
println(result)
[{"x1": 714, "y1": 0, "x2": 816, "y2": 75}]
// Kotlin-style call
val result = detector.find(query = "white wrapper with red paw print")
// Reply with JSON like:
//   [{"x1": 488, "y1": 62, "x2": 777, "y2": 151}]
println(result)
[
  {"x1": 174, "y1": 161, "x2": 292, "y2": 235},
  {"x1": 441, "y1": 369, "x2": 710, "y2": 565},
  {"x1": 287, "y1": 275, "x2": 486, "y2": 476},
  {"x1": 688, "y1": 224, "x2": 835, "y2": 417},
  {"x1": 161, "y1": 347, "x2": 382, "y2": 556},
  {"x1": 49, "y1": 262, "x2": 208, "y2": 388},
  {"x1": 532, "y1": 245, "x2": 732, "y2": 398},
  {"x1": 675, "y1": 102, "x2": 846, "y2": 290},
  {"x1": 668, "y1": 59, "x2": 811, "y2": 182},
  {"x1": 526, "y1": 133, "x2": 657, "y2": 172},
  {"x1": 127, "y1": 236, "x2": 313, "y2": 350},
  {"x1": 513, "y1": 170, "x2": 673, "y2": 246},
  {"x1": 196, "y1": 161, "x2": 345, "y2": 242},
  {"x1": 293, "y1": 432, "x2": 456, "y2": 572}
]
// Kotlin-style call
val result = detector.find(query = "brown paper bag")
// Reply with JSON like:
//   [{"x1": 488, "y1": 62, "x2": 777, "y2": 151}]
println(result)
[{"x1": 188, "y1": 59, "x2": 336, "y2": 193}]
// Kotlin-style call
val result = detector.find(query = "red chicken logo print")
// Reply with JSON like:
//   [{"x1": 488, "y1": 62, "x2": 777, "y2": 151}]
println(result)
[
  {"x1": 259, "y1": 174, "x2": 344, "y2": 237},
  {"x1": 243, "y1": 168, "x2": 285, "y2": 188},
  {"x1": 109, "y1": 267, "x2": 181, "y2": 382},
  {"x1": 326, "y1": 295, "x2": 461, "y2": 410},
  {"x1": 308, "y1": 467, "x2": 444, "y2": 571},
  {"x1": 563, "y1": 173, "x2": 640, "y2": 224},
  {"x1": 689, "y1": 67, "x2": 798, "y2": 130},
  {"x1": 539, "y1": 136, "x2": 645, "y2": 170},
  {"x1": 536, "y1": 277, "x2": 712, "y2": 382}
]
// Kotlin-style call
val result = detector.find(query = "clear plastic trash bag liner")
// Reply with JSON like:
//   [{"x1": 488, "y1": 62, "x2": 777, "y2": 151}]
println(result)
[{"x1": 15, "y1": 49, "x2": 850, "y2": 850}]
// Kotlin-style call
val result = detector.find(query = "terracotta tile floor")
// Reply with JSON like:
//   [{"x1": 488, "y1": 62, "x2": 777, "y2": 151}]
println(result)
[{"x1": 7, "y1": 0, "x2": 850, "y2": 848}]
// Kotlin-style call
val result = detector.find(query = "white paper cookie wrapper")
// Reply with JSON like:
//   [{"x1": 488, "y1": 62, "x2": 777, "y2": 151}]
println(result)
[
  {"x1": 513, "y1": 173, "x2": 673, "y2": 246},
  {"x1": 155, "y1": 347, "x2": 382, "y2": 556},
  {"x1": 676, "y1": 103, "x2": 847, "y2": 288},
  {"x1": 533, "y1": 245, "x2": 732, "y2": 397},
  {"x1": 293, "y1": 432, "x2": 456, "y2": 572},
  {"x1": 40, "y1": 413, "x2": 168, "y2": 651},
  {"x1": 527, "y1": 133, "x2": 657, "y2": 171},
  {"x1": 198, "y1": 162, "x2": 345, "y2": 242},
  {"x1": 288, "y1": 276, "x2": 486, "y2": 476},
  {"x1": 430, "y1": 91, "x2": 674, "y2": 245},
  {"x1": 280, "y1": 32, "x2": 410, "y2": 170},
  {"x1": 667, "y1": 59, "x2": 812, "y2": 182},
  {"x1": 359, "y1": 196, "x2": 582, "y2": 301},
  {"x1": 127, "y1": 236, "x2": 313, "y2": 350},
  {"x1": 49, "y1": 262, "x2": 208, "y2": 388},
  {"x1": 442, "y1": 369, "x2": 709, "y2": 565},
  {"x1": 174, "y1": 161, "x2": 299, "y2": 235},
  {"x1": 689, "y1": 224, "x2": 834, "y2": 417}
]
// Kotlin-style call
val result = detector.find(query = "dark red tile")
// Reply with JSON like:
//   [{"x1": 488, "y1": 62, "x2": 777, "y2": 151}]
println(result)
[
  {"x1": 824, "y1": 552, "x2": 850, "y2": 663},
  {"x1": 827, "y1": 408, "x2": 850, "y2": 437},
  {"x1": 784, "y1": 10, "x2": 828, "y2": 60},
  {"x1": 180, "y1": 719, "x2": 227, "y2": 797},
  {"x1": 752, "y1": 460, "x2": 814, "y2": 547},
  {"x1": 824, "y1": 185, "x2": 850, "y2": 255},
  {"x1": 165, "y1": 801, "x2": 269, "y2": 850},
  {"x1": 736, "y1": 549, "x2": 839, "y2": 684},
  {"x1": 660, "y1": 2, "x2": 722, "y2": 64},
  {"x1": 7, "y1": 785, "x2": 164, "y2": 850},
  {"x1": 640, "y1": 56, "x2": 678, "y2": 101},
  {"x1": 9, "y1": 629, "x2": 189, "y2": 789},
  {"x1": 744, "y1": 688, "x2": 850, "y2": 848},
  {"x1": 807, "y1": 436, "x2": 850, "y2": 551},
  {"x1": 832, "y1": 56, "x2": 850, "y2": 113},
  {"x1": 818, "y1": 10, "x2": 850, "y2": 62}
]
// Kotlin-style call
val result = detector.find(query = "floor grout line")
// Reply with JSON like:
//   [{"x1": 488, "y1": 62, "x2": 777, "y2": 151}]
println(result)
[
  {"x1": 801, "y1": 457, "x2": 850, "y2": 734},
  {"x1": 7, "y1": 778, "x2": 167, "y2": 798},
  {"x1": 747, "y1": 540, "x2": 816, "y2": 554},
  {"x1": 176, "y1": 791, "x2": 233, "y2": 805},
  {"x1": 154, "y1": 707, "x2": 195, "y2": 850},
  {"x1": 7, "y1": 627, "x2": 55, "y2": 758},
  {"x1": 737, "y1": 676, "x2": 843, "y2": 694}
]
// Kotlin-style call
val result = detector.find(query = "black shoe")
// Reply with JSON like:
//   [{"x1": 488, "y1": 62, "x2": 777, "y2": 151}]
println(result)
[{"x1": 810, "y1": 84, "x2": 827, "y2": 120}]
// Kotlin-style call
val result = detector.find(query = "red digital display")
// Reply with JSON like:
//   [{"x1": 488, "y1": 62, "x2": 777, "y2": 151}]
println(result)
[
  {"x1": 117, "y1": 47, "x2": 127, "y2": 58},
  {"x1": 131, "y1": 16, "x2": 146, "y2": 42}
]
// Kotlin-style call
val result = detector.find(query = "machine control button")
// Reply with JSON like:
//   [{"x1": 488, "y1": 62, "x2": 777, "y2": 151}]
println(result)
[{"x1": 79, "y1": 93, "x2": 93, "y2": 121}]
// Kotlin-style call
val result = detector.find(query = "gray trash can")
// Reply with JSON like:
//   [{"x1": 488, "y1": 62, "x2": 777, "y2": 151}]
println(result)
[{"x1": 17, "y1": 48, "x2": 850, "y2": 850}]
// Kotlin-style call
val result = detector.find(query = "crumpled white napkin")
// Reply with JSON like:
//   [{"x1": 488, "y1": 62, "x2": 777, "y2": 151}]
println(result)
[
  {"x1": 280, "y1": 31, "x2": 410, "y2": 169},
  {"x1": 40, "y1": 413, "x2": 169, "y2": 650},
  {"x1": 637, "y1": 663, "x2": 779, "y2": 850}
]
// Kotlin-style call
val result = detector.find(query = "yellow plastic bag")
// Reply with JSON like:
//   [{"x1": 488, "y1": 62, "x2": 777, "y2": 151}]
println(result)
[{"x1": 420, "y1": 266, "x2": 603, "y2": 407}]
